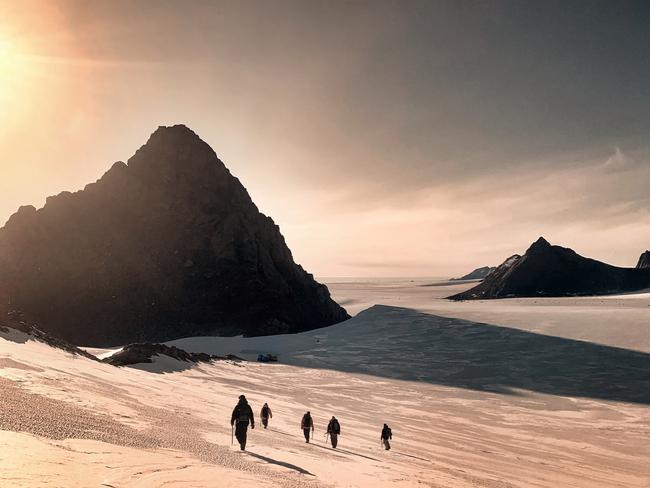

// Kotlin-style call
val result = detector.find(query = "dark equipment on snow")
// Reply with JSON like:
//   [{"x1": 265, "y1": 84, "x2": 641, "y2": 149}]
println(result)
[{"x1": 257, "y1": 353, "x2": 278, "y2": 363}]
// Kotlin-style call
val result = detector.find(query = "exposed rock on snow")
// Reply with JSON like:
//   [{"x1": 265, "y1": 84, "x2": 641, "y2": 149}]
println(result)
[
  {"x1": 450, "y1": 266, "x2": 496, "y2": 281},
  {"x1": 0, "y1": 125, "x2": 349, "y2": 346},
  {"x1": 101, "y1": 342, "x2": 243, "y2": 368},
  {"x1": 0, "y1": 310, "x2": 98, "y2": 361},
  {"x1": 637, "y1": 250, "x2": 650, "y2": 269},
  {"x1": 449, "y1": 237, "x2": 650, "y2": 300},
  {"x1": 103, "y1": 343, "x2": 217, "y2": 367}
]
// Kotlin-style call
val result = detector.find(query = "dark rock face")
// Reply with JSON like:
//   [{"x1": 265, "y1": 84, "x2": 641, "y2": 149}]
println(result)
[
  {"x1": 637, "y1": 251, "x2": 650, "y2": 269},
  {"x1": 103, "y1": 343, "x2": 217, "y2": 367},
  {"x1": 0, "y1": 309, "x2": 99, "y2": 361},
  {"x1": 0, "y1": 125, "x2": 349, "y2": 346},
  {"x1": 451, "y1": 266, "x2": 496, "y2": 281},
  {"x1": 449, "y1": 237, "x2": 650, "y2": 300}
]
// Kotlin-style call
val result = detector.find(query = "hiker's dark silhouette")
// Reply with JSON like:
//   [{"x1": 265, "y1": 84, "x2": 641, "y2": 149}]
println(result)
[
  {"x1": 301, "y1": 411, "x2": 314, "y2": 443},
  {"x1": 230, "y1": 395, "x2": 254, "y2": 450},
  {"x1": 381, "y1": 424, "x2": 392, "y2": 450},
  {"x1": 260, "y1": 403, "x2": 272, "y2": 429},
  {"x1": 326, "y1": 416, "x2": 340, "y2": 448}
]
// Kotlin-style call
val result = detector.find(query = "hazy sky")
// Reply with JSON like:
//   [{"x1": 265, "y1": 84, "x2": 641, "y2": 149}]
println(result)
[{"x1": 1, "y1": 0, "x2": 649, "y2": 276}]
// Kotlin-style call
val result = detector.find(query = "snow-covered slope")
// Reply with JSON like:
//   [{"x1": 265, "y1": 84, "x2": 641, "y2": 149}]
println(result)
[
  {"x1": 169, "y1": 305, "x2": 649, "y2": 404},
  {"x1": 1, "y1": 292, "x2": 649, "y2": 487}
]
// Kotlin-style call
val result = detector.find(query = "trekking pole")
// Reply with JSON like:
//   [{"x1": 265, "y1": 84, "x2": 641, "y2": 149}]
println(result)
[{"x1": 231, "y1": 425, "x2": 234, "y2": 446}]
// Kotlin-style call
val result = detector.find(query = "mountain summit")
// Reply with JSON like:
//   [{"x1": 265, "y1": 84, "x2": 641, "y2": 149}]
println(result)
[
  {"x1": 527, "y1": 236, "x2": 552, "y2": 252},
  {"x1": 637, "y1": 251, "x2": 650, "y2": 269},
  {"x1": 449, "y1": 238, "x2": 650, "y2": 300},
  {"x1": 0, "y1": 125, "x2": 349, "y2": 346}
]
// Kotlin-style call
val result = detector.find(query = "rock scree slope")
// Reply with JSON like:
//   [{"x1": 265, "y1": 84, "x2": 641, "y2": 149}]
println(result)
[
  {"x1": 450, "y1": 237, "x2": 650, "y2": 300},
  {"x1": 0, "y1": 125, "x2": 349, "y2": 346}
]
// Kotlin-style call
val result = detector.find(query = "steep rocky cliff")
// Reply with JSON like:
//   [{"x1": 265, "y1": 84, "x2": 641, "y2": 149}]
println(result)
[{"x1": 0, "y1": 125, "x2": 349, "y2": 346}]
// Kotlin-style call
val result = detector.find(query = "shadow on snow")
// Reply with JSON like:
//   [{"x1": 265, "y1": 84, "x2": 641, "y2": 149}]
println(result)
[
  {"x1": 284, "y1": 305, "x2": 650, "y2": 405},
  {"x1": 246, "y1": 452, "x2": 314, "y2": 476}
]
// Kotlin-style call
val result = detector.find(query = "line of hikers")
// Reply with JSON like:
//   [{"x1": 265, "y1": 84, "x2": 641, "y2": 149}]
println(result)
[{"x1": 230, "y1": 395, "x2": 392, "y2": 451}]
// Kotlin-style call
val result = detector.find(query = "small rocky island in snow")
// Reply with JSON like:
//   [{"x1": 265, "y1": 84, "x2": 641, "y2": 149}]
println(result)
[{"x1": 449, "y1": 237, "x2": 650, "y2": 300}]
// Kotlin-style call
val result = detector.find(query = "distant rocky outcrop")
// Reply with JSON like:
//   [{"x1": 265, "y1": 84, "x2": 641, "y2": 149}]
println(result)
[
  {"x1": 0, "y1": 125, "x2": 349, "y2": 346},
  {"x1": 449, "y1": 237, "x2": 650, "y2": 300},
  {"x1": 103, "y1": 343, "x2": 218, "y2": 367},
  {"x1": 451, "y1": 266, "x2": 496, "y2": 281},
  {"x1": 637, "y1": 251, "x2": 650, "y2": 269}
]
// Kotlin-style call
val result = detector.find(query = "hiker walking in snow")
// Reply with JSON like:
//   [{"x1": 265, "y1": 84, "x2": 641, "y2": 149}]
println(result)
[
  {"x1": 260, "y1": 403, "x2": 272, "y2": 429},
  {"x1": 381, "y1": 424, "x2": 392, "y2": 450},
  {"x1": 230, "y1": 395, "x2": 255, "y2": 450},
  {"x1": 326, "y1": 416, "x2": 341, "y2": 448},
  {"x1": 301, "y1": 411, "x2": 314, "y2": 443}
]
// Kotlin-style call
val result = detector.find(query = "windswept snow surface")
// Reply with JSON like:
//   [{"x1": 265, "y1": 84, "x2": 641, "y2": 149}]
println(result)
[{"x1": 1, "y1": 279, "x2": 649, "y2": 487}]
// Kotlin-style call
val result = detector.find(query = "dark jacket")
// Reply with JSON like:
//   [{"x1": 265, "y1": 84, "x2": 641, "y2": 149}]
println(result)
[
  {"x1": 301, "y1": 413, "x2": 313, "y2": 429},
  {"x1": 261, "y1": 405, "x2": 272, "y2": 419},
  {"x1": 231, "y1": 401, "x2": 254, "y2": 427},
  {"x1": 381, "y1": 425, "x2": 392, "y2": 440},
  {"x1": 327, "y1": 418, "x2": 340, "y2": 435}
]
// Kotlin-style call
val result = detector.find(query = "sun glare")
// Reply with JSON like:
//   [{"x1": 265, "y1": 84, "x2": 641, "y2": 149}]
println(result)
[
  {"x1": 0, "y1": 36, "x2": 20, "y2": 91},
  {"x1": 0, "y1": 33, "x2": 33, "y2": 112},
  {"x1": 0, "y1": 35, "x2": 18, "y2": 67}
]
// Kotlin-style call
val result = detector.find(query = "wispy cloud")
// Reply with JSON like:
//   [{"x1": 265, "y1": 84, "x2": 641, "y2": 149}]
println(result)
[{"x1": 602, "y1": 147, "x2": 634, "y2": 173}]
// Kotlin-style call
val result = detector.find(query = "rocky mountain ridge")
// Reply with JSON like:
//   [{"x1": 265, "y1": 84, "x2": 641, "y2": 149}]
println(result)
[
  {"x1": 450, "y1": 237, "x2": 650, "y2": 300},
  {"x1": 0, "y1": 125, "x2": 349, "y2": 346}
]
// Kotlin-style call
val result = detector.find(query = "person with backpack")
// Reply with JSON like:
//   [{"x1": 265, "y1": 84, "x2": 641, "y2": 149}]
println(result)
[
  {"x1": 230, "y1": 395, "x2": 254, "y2": 450},
  {"x1": 326, "y1": 416, "x2": 341, "y2": 448},
  {"x1": 260, "y1": 403, "x2": 272, "y2": 429},
  {"x1": 301, "y1": 411, "x2": 314, "y2": 443},
  {"x1": 381, "y1": 424, "x2": 392, "y2": 450}
]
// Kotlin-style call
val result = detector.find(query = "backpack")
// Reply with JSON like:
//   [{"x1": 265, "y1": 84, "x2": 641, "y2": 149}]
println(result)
[
  {"x1": 237, "y1": 404, "x2": 250, "y2": 422},
  {"x1": 330, "y1": 419, "x2": 340, "y2": 434},
  {"x1": 302, "y1": 414, "x2": 311, "y2": 427}
]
